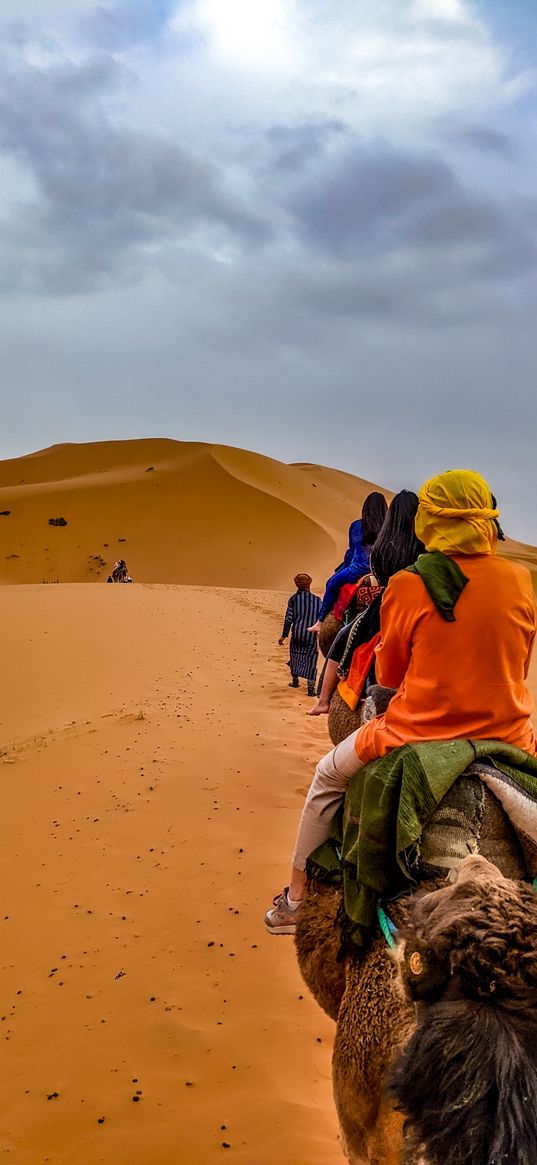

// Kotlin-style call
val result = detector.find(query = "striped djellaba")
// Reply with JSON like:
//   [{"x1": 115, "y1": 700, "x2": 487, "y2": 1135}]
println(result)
[{"x1": 281, "y1": 588, "x2": 321, "y2": 682}]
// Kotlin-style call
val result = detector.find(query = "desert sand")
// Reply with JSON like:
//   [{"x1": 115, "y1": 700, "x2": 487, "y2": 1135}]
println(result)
[
  {"x1": 1, "y1": 440, "x2": 536, "y2": 1165},
  {"x1": 0, "y1": 583, "x2": 343, "y2": 1165}
]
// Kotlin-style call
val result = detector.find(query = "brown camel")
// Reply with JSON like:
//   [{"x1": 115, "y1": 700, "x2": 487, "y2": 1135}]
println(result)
[
  {"x1": 388, "y1": 853, "x2": 537, "y2": 1165},
  {"x1": 327, "y1": 688, "x2": 363, "y2": 745},
  {"x1": 319, "y1": 612, "x2": 343, "y2": 658},
  {"x1": 328, "y1": 685, "x2": 397, "y2": 748},
  {"x1": 294, "y1": 776, "x2": 535, "y2": 1164}
]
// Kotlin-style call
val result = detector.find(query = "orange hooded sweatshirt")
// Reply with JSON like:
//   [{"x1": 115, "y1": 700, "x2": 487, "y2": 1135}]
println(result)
[{"x1": 355, "y1": 553, "x2": 536, "y2": 764}]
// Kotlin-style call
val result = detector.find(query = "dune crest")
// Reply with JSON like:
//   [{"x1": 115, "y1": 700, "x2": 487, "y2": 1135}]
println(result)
[
  {"x1": 1, "y1": 439, "x2": 535, "y2": 587},
  {"x1": 0, "y1": 439, "x2": 388, "y2": 588}
]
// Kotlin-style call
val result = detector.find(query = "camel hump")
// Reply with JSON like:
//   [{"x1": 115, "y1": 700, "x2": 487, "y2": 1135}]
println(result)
[
  {"x1": 318, "y1": 612, "x2": 341, "y2": 658},
  {"x1": 418, "y1": 772, "x2": 526, "y2": 883}
]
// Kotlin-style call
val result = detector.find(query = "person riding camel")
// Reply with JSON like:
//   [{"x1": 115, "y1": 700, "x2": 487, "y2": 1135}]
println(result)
[
  {"x1": 307, "y1": 489, "x2": 424, "y2": 717},
  {"x1": 265, "y1": 468, "x2": 536, "y2": 934},
  {"x1": 307, "y1": 492, "x2": 387, "y2": 634},
  {"x1": 107, "y1": 559, "x2": 132, "y2": 583}
]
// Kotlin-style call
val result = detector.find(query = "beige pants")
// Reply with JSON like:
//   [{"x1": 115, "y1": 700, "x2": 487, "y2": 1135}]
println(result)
[{"x1": 292, "y1": 728, "x2": 365, "y2": 871}]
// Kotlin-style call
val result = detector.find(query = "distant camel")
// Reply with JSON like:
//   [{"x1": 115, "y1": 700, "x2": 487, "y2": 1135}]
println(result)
[
  {"x1": 295, "y1": 779, "x2": 537, "y2": 1164},
  {"x1": 107, "y1": 559, "x2": 132, "y2": 583}
]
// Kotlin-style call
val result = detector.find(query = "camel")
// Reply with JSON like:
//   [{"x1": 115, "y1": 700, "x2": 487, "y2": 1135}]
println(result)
[
  {"x1": 388, "y1": 853, "x2": 537, "y2": 1165},
  {"x1": 107, "y1": 559, "x2": 132, "y2": 583},
  {"x1": 327, "y1": 687, "x2": 363, "y2": 745},
  {"x1": 318, "y1": 612, "x2": 344, "y2": 659},
  {"x1": 294, "y1": 774, "x2": 537, "y2": 1164},
  {"x1": 328, "y1": 685, "x2": 396, "y2": 748}
]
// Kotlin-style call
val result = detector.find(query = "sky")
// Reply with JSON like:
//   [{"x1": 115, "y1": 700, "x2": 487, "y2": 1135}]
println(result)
[{"x1": 1, "y1": 0, "x2": 537, "y2": 541}]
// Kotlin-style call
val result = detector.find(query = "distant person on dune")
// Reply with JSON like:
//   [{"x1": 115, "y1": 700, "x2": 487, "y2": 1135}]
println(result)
[
  {"x1": 279, "y1": 574, "x2": 321, "y2": 697},
  {"x1": 308, "y1": 492, "x2": 388, "y2": 634},
  {"x1": 107, "y1": 559, "x2": 133, "y2": 583}
]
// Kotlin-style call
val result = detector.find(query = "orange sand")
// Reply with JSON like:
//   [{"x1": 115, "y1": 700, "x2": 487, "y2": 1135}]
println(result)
[
  {"x1": 1, "y1": 440, "x2": 536, "y2": 1164},
  {"x1": 0, "y1": 583, "x2": 346, "y2": 1165}
]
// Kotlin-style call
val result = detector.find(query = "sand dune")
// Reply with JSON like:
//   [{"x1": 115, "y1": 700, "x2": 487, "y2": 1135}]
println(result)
[
  {"x1": 0, "y1": 439, "x2": 390, "y2": 589},
  {"x1": 2, "y1": 439, "x2": 535, "y2": 590}
]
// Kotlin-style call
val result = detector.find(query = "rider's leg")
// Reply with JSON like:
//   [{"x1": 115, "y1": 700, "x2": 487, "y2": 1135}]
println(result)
[
  {"x1": 288, "y1": 729, "x2": 365, "y2": 901},
  {"x1": 307, "y1": 658, "x2": 339, "y2": 715}
]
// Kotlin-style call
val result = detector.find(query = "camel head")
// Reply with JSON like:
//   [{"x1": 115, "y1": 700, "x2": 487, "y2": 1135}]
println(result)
[{"x1": 388, "y1": 854, "x2": 537, "y2": 1165}]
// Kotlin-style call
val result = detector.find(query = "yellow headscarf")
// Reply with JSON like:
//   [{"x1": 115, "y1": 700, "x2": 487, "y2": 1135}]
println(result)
[{"x1": 415, "y1": 469, "x2": 499, "y2": 555}]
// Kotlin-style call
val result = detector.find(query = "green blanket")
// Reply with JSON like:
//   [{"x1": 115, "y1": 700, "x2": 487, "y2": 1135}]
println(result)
[{"x1": 306, "y1": 739, "x2": 537, "y2": 949}]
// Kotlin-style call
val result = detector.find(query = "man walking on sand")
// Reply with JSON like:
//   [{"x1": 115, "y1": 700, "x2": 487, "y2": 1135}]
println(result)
[{"x1": 279, "y1": 574, "x2": 321, "y2": 698}]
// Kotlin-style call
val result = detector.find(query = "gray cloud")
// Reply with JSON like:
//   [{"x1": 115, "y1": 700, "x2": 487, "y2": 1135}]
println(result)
[
  {"x1": 278, "y1": 138, "x2": 537, "y2": 313},
  {"x1": 440, "y1": 120, "x2": 514, "y2": 156},
  {"x1": 284, "y1": 143, "x2": 458, "y2": 256},
  {"x1": 1, "y1": 27, "x2": 535, "y2": 316},
  {"x1": 1, "y1": 2, "x2": 537, "y2": 544},
  {"x1": 83, "y1": 0, "x2": 178, "y2": 49},
  {"x1": 264, "y1": 119, "x2": 348, "y2": 175},
  {"x1": 0, "y1": 43, "x2": 270, "y2": 294}
]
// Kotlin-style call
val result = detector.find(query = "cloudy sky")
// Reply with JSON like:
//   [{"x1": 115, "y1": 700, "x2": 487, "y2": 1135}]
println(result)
[{"x1": 2, "y1": 0, "x2": 537, "y2": 540}]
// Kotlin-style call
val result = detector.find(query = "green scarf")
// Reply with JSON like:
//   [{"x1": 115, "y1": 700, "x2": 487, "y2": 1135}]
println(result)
[{"x1": 406, "y1": 551, "x2": 469, "y2": 622}]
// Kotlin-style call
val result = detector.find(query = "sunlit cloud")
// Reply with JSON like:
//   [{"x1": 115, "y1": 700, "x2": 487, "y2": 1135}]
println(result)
[
  {"x1": 177, "y1": 0, "x2": 299, "y2": 72},
  {"x1": 156, "y1": 0, "x2": 533, "y2": 144}
]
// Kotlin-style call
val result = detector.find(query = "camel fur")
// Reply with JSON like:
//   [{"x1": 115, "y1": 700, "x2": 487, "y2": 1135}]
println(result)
[
  {"x1": 328, "y1": 688, "x2": 364, "y2": 746},
  {"x1": 328, "y1": 685, "x2": 397, "y2": 747},
  {"x1": 389, "y1": 855, "x2": 537, "y2": 1165},
  {"x1": 319, "y1": 612, "x2": 342, "y2": 658}
]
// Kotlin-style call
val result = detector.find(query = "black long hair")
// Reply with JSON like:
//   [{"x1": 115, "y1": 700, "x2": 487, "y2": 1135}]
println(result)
[
  {"x1": 370, "y1": 490, "x2": 424, "y2": 587},
  {"x1": 491, "y1": 493, "x2": 506, "y2": 541},
  {"x1": 361, "y1": 491, "x2": 388, "y2": 548}
]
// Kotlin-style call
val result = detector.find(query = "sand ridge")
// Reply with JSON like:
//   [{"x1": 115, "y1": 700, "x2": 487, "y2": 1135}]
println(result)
[
  {"x1": 0, "y1": 439, "x2": 389, "y2": 589},
  {"x1": 2, "y1": 439, "x2": 535, "y2": 590}
]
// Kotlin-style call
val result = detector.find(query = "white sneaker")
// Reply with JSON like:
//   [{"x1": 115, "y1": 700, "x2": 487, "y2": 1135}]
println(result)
[{"x1": 264, "y1": 887, "x2": 301, "y2": 935}]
